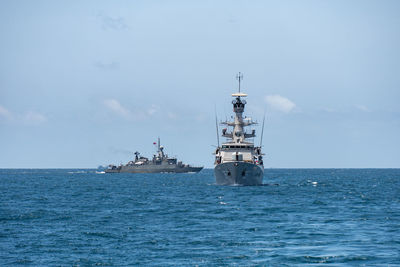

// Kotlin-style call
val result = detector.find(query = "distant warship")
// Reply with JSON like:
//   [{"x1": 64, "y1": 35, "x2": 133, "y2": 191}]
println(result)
[
  {"x1": 106, "y1": 138, "x2": 203, "y2": 173},
  {"x1": 214, "y1": 73, "x2": 264, "y2": 185}
]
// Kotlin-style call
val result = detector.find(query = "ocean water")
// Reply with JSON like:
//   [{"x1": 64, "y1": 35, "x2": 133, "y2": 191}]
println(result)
[{"x1": 0, "y1": 169, "x2": 399, "y2": 266}]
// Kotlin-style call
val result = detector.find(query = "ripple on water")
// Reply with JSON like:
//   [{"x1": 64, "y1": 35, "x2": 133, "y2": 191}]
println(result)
[{"x1": 0, "y1": 168, "x2": 399, "y2": 265}]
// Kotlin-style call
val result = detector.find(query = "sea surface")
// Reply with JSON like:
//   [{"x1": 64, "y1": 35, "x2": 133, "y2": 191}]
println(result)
[{"x1": 0, "y1": 169, "x2": 399, "y2": 266}]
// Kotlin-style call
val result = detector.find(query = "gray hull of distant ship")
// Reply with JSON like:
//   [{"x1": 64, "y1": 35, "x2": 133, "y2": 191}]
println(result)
[
  {"x1": 214, "y1": 162, "x2": 263, "y2": 185},
  {"x1": 105, "y1": 165, "x2": 203, "y2": 173}
]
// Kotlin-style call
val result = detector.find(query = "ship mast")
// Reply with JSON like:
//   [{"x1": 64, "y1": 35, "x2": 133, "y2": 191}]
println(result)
[
  {"x1": 233, "y1": 72, "x2": 245, "y2": 143},
  {"x1": 157, "y1": 137, "x2": 164, "y2": 158},
  {"x1": 237, "y1": 72, "x2": 243, "y2": 93},
  {"x1": 221, "y1": 72, "x2": 256, "y2": 144}
]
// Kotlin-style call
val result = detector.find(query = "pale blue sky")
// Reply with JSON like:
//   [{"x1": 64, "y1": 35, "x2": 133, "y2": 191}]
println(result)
[{"x1": 1, "y1": 0, "x2": 399, "y2": 168}]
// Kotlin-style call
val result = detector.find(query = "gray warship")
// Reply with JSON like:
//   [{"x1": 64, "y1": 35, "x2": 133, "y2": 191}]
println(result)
[
  {"x1": 106, "y1": 138, "x2": 203, "y2": 173},
  {"x1": 214, "y1": 73, "x2": 264, "y2": 185}
]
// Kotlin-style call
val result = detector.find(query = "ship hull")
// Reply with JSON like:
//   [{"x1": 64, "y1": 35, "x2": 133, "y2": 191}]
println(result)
[
  {"x1": 105, "y1": 165, "x2": 203, "y2": 173},
  {"x1": 214, "y1": 162, "x2": 264, "y2": 185}
]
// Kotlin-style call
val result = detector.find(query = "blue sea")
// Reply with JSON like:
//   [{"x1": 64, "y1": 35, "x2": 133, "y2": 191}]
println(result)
[{"x1": 0, "y1": 169, "x2": 399, "y2": 266}]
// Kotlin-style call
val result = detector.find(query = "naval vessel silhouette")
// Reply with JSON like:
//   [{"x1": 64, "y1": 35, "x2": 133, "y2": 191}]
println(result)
[
  {"x1": 214, "y1": 73, "x2": 264, "y2": 185},
  {"x1": 106, "y1": 138, "x2": 203, "y2": 173}
]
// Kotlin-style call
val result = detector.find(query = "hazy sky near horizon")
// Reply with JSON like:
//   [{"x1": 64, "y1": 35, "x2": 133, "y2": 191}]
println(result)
[{"x1": 1, "y1": 0, "x2": 399, "y2": 168}]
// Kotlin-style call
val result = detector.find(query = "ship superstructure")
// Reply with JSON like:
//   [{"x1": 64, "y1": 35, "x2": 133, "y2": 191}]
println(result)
[
  {"x1": 214, "y1": 73, "x2": 264, "y2": 185},
  {"x1": 106, "y1": 138, "x2": 203, "y2": 173}
]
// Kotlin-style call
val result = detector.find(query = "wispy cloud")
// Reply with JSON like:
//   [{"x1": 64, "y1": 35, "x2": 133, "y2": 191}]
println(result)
[
  {"x1": 0, "y1": 105, "x2": 47, "y2": 125},
  {"x1": 355, "y1": 104, "x2": 370, "y2": 112},
  {"x1": 321, "y1": 107, "x2": 335, "y2": 113},
  {"x1": 265, "y1": 95, "x2": 296, "y2": 113},
  {"x1": 94, "y1": 61, "x2": 119, "y2": 70},
  {"x1": 24, "y1": 111, "x2": 47, "y2": 124},
  {"x1": 97, "y1": 14, "x2": 129, "y2": 31},
  {"x1": 103, "y1": 99, "x2": 160, "y2": 121},
  {"x1": 167, "y1": 111, "x2": 177, "y2": 120},
  {"x1": 0, "y1": 105, "x2": 13, "y2": 120},
  {"x1": 147, "y1": 104, "x2": 159, "y2": 116},
  {"x1": 104, "y1": 99, "x2": 132, "y2": 118}
]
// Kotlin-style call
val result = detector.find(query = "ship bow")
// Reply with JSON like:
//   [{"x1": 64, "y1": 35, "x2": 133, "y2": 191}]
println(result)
[{"x1": 214, "y1": 162, "x2": 263, "y2": 186}]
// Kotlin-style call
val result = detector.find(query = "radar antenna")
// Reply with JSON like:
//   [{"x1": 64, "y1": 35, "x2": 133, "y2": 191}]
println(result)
[{"x1": 236, "y1": 72, "x2": 243, "y2": 93}]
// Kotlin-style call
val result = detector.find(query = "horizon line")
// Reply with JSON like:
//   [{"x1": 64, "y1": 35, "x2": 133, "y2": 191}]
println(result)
[{"x1": 1, "y1": 167, "x2": 400, "y2": 170}]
